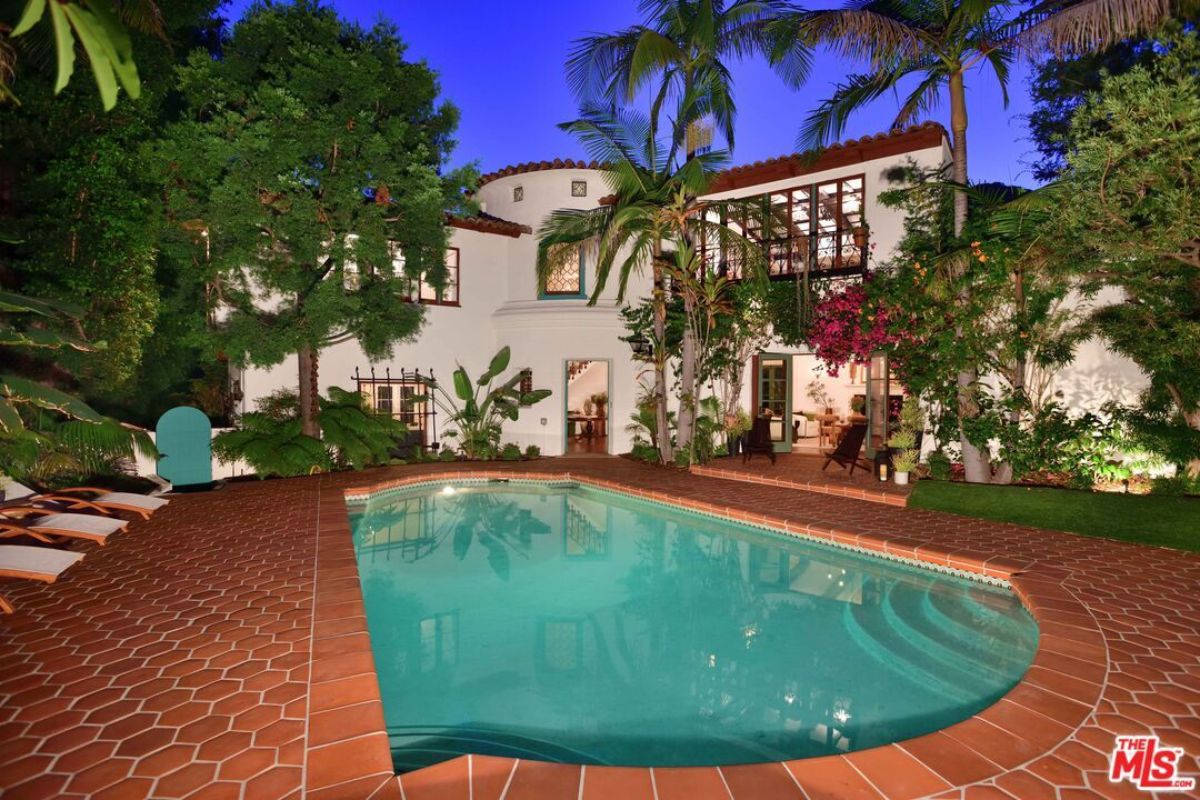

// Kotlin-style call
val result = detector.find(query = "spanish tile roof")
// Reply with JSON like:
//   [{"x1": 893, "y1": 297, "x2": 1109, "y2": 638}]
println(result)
[
  {"x1": 446, "y1": 210, "x2": 532, "y2": 238},
  {"x1": 534, "y1": 123, "x2": 949, "y2": 205},
  {"x1": 708, "y1": 122, "x2": 948, "y2": 192},
  {"x1": 477, "y1": 158, "x2": 603, "y2": 187}
]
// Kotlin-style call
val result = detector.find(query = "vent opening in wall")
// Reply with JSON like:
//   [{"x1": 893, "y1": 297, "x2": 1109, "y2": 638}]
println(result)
[
  {"x1": 571, "y1": 180, "x2": 587, "y2": 197},
  {"x1": 513, "y1": 186, "x2": 524, "y2": 202}
]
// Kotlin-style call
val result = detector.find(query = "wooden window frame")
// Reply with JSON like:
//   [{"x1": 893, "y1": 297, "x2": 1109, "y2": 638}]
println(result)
[
  {"x1": 402, "y1": 247, "x2": 461, "y2": 307},
  {"x1": 700, "y1": 173, "x2": 866, "y2": 279}
]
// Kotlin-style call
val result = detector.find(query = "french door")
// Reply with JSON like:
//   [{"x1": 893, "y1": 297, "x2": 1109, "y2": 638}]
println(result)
[{"x1": 755, "y1": 353, "x2": 792, "y2": 453}]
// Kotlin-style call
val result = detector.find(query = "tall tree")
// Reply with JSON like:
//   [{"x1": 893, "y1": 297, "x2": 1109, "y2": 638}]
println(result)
[
  {"x1": 1040, "y1": 27, "x2": 1200, "y2": 475},
  {"x1": 1, "y1": 0, "x2": 222, "y2": 420},
  {"x1": 566, "y1": 0, "x2": 809, "y2": 452},
  {"x1": 159, "y1": 0, "x2": 469, "y2": 436},
  {"x1": 771, "y1": 0, "x2": 1176, "y2": 482}
]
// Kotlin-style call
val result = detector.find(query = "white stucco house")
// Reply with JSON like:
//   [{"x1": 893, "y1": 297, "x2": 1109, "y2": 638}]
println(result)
[{"x1": 229, "y1": 122, "x2": 1146, "y2": 463}]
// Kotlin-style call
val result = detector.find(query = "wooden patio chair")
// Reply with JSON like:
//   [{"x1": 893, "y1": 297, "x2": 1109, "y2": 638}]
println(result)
[
  {"x1": 0, "y1": 545, "x2": 86, "y2": 614},
  {"x1": 0, "y1": 508, "x2": 129, "y2": 547},
  {"x1": 821, "y1": 423, "x2": 870, "y2": 476},
  {"x1": 28, "y1": 488, "x2": 169, "y2": 520},
  {"x1": 742, "y1": 416, "x2": 777, "y2": 465}
]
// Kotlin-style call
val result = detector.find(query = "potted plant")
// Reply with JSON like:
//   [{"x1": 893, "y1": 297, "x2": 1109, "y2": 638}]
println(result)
[
  {"x1": 886, "y1": 398, "x2": 926, "y2": 484},
  {"x1": 887, "y1": 430, "x2": 917, "y2": 484},
  {"x1": 852, "y1": 223, "x2": 869, "y2": 249},
  {"x1": 589, "y1": 392, "x2": 608, "y2": 419},
  {"x1": 725, "y1": 408, "x2": 752, "y2": 458}
]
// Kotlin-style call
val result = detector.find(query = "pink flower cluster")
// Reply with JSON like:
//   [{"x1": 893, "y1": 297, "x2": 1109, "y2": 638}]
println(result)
[{"x1": 807, "y1": 282, "x2": 904, "y2": 376}]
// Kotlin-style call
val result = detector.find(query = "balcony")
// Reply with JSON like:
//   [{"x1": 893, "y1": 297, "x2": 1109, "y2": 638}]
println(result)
[{"x1": 708, "y1": 229, "x2": 867, "y2": 282}]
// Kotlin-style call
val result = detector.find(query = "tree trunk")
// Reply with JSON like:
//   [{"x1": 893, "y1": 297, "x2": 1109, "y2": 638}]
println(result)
[
  {"x1": 298, "y1": 344, "x2": 321, "y2": 438},
  {"x1": 1167, "y1": 383, "x2": 1200, "y2": 478},
  {"x1": 993, "y1": 266, "x2": 1027, "y2": 486},
  {"x1": 949, "y1": 70, "x2": 992, "y2": 484},
  {"x1": 651, "y1": 258, "x2": 673, "y2": 463},
  {"x1": 677, "y1": 299, "x2": 698, "y2": 462}
]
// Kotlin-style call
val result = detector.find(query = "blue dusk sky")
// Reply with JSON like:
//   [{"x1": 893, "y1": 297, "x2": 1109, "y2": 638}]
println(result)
[{"x1": 223, "y1": 0, "x2": 1044, "y2": 188}]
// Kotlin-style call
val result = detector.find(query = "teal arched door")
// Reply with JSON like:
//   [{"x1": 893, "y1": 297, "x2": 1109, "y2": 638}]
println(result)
[{"x1": 156, "y1": 406, "x2": 213, "y2": 488}]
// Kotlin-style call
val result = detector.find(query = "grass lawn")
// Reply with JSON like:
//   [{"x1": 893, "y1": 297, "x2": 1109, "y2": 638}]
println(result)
[{"x1": 908, "y1": 481, "x2": 1200, "y2": 553}]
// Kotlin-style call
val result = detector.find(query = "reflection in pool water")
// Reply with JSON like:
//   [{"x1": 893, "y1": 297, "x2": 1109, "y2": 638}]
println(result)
[{"x1": 350, "y1": 483, "x2": 1037, "y2": 771}]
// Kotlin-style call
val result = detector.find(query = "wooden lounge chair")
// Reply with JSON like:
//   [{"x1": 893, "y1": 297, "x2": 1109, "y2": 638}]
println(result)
[
  {"x1": 742, "y1": 416, "x2": 777, "y2": 465},
  {"x1": 0, "y1": 508, "x2": 129, "y2": 546},
  {"x1": 821, "y1": 422, "x2": 870, "y2": 476},
  {"x1": 0, "y1": 545, "x2": 86, "y2": 614},
  {"x1": 29, "y1": 488, "x2": 169, "y2": 520}
]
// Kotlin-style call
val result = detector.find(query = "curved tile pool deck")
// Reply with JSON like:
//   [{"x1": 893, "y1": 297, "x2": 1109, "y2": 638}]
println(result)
[{"x1": 0, "y1": 458, "x2": 1196, "y2": 800}]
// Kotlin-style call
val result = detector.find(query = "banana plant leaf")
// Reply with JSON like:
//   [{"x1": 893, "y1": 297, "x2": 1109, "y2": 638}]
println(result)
[
  {"x1": 1, "y1": 375, "x2": 105, "y2": 422},
  {"x1": 478, "y1": 346, "x2": 511, "y2": 385},
  {"x1": 452, "y1": 367, "x2": 472, "y2": 402}
]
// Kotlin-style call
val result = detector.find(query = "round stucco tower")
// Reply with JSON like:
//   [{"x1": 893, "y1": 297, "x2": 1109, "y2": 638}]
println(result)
[{"x1": 471, "y1": 161, "x2": 652, "y2": 456}]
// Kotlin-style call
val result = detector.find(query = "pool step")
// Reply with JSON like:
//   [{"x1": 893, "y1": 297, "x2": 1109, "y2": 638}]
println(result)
[{"x1": 846, "y1": 582, "x2": 1032, "y2": 704}]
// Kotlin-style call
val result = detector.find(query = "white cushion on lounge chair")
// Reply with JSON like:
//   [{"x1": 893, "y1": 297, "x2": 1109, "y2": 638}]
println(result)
[
  {"x1": 0, "y1": 545, "x2": 85, "y2": 579},
  {"x1": 95, "y1": 492, "x2": 169, "y2": 511},
  {"x1": 30, "y1": 514, "x2": 128, "y2": 536}
]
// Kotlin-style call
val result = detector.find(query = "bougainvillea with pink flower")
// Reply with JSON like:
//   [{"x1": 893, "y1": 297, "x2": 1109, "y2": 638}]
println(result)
[{"x1": 806, "y1": 280, "x2": 913, "y2": 377}]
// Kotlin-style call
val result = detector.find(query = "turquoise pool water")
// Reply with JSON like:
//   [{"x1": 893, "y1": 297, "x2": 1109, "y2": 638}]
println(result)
[{"x1": 349, "y1": 481, "x2": 1037, "y2": 770}]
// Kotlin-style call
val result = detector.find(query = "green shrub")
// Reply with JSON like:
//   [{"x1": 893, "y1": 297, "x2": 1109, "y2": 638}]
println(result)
[
  {"x1": 927, "y1": 451, "x2": 953, "y2": 480},
  {"x1": 500, "y1": 443, "x2": 523, "y2": 461},
  {"x1": 213, "y1": 386, "x2": 409, "y2": 477},
  {"x1": 892, "y1": 448, "x2": 920, "y2": 473},
  {"x1": 319, "y1": 387, "x2": 409, "y2": 470},
  {"x1": 1151, "y1": 474, "x2": 1200, "y2": 496},
  {"x1": 437, "y1": 447, "x2": 458, "y2": 462},
  {"x1": 630, "y1": 442, "x2": 659, "y2": 463},
  {"x1": 213, "y1": 397, "x2": 329, "y2": 478},
  {"x1": 524, "y1": 444, "x2": 541, "y2": 459},
  {"x1": 887, "y1": 431, "x2": 916, "y2": 451}
]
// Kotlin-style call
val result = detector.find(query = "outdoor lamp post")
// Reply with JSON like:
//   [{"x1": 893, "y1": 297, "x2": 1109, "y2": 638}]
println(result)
[{"x1": 627, "y1": 334, "x2": 653, "y2": 360}]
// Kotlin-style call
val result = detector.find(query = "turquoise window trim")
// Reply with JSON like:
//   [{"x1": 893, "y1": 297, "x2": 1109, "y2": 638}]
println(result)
[{"x1": 538, "y1": 246, "x2": 587, "y2": 300}]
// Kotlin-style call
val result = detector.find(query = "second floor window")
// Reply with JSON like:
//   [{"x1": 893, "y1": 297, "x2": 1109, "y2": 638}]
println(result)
[
  {"x1": 702, "y1": 175, "x2": 866, "y2": 279},
  {"x1": 541, "y1": 246, "x2": 583, "y2": 297},
  {"x1": 393, "y1": 246, "x2": 460, "y2": 306}
]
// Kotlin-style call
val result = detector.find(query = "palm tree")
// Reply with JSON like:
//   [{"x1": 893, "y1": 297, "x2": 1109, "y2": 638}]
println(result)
[
  {"x1": 567, "y1": 0, "x2": 811, "y2": 154},
  {"x1": 770, "y1": 0, "x2": 1175, "y2": 482},
  {"x1": 566, "y1": 1, "x2": 810, "y2": 451},
  {"x1": 537, "y1": 105, "x2": 766, "y2": 463}
]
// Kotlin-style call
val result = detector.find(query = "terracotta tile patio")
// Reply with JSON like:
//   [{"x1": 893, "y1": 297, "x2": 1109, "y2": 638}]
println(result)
[
  {"x1": 0, "y1": 457, "x2": 1197, "y2": 799},
  {"x1": 692, "y1": 452, "x2": 913, "y2": 507}
]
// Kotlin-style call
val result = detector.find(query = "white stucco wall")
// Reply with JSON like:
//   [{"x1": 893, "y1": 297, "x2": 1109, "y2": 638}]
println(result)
[{"x1": 218, "y1": 134, "x2": 1146, "y2": 473}]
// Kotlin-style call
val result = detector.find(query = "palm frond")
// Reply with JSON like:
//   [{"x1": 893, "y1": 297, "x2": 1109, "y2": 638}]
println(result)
[
  {"x1": 796, "y1": 8, "x2": 928, "y2": 65},
  {"x1": 891, "y1": 65, "x2": 944, "y2": 128},
  {"x1": 1009, "y1": 0, "x2": 1174, "y2": 57},
  {"x1": 981, "y1": 45, "x2": 1013, "y2": 106},
  {"x1": 798, "y1": 69, "x2": 903, "y2": 150},
  {"x1": 626, "y1": 28, "x2": 686, "y2": 101},
  {"x1": 566, "y1": 27, "x2": 643, "y2": 102}
]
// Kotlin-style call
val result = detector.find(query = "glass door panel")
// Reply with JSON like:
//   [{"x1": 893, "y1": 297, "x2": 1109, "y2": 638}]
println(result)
[
  {"x1": 758, "y1": 355, "x2": 792, "y2": 452},
  {"x1": 866, "y1": 353, "x2": 890, "y2": 456}
]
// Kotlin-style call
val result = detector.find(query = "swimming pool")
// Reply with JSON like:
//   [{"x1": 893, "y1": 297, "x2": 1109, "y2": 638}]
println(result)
[{"x1": 349, "y1": 480, "x2": 1038, "y2": 771}]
